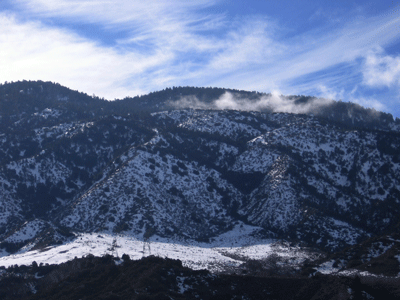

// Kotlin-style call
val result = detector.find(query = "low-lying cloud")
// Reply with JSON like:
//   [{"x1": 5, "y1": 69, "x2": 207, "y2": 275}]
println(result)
[{"x1": 171, "y1": 91, "x2": 335, "y2": 114}]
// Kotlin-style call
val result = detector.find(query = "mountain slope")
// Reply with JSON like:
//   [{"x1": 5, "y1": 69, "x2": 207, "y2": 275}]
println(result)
[{"x1": 0, "y1": 81, "x2": 399, "y2": 270}]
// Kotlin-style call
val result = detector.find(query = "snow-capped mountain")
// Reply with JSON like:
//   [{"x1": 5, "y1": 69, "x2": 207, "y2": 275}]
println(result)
[{"x1": 0, "y1": 80, "x2": 399, "y2": 276}]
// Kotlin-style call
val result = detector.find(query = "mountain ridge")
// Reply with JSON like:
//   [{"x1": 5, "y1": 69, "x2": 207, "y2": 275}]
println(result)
[{"x1": 0, "y1": 80, "x2": 399, "y2": 281}]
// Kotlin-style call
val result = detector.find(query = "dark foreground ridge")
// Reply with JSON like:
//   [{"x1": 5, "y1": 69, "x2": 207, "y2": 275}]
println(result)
[{"x1": 1, "y1": 255, "x2": 399, "y2": 300}]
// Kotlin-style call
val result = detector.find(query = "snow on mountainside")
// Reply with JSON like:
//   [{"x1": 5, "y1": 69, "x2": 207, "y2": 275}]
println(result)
[
  {"x1": 0, "y1": 81, "x2": 399, "y2": 276},
  {"x1": 155, "y1": 109, "x2": 263, "y2": 139},
  {"x1": 0, "y1": 224, "x2": 319, "y2": 273},
  {"x1": 53, "y1": 108, "x2": 400, "y2": 252},
  {"x1": 60, "y1": 148, "x2": 240, "y2": 239}
]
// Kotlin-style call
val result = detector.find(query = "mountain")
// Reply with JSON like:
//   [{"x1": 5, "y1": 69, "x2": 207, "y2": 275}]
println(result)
[{"x1": 0, "y1": 80, "x2": 400, "y2": 283}]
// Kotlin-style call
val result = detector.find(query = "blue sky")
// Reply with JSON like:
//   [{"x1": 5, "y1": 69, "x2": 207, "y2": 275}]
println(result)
[{"x1": 1, "y1": 0, "x2": 400, "y2": 118}]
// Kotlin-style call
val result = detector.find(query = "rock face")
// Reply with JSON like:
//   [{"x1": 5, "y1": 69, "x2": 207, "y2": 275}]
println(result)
[{"x1": 0, "y1": 80, "x2": 399, "y2": 255}]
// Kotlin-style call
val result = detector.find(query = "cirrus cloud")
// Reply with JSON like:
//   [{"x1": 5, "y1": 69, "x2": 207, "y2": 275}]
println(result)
[{"x1": 1, "y1": 0, "x2": 400, "y2": 117}]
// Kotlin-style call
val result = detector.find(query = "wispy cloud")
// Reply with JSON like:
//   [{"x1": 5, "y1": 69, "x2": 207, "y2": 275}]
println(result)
[
  {"x1": 215, "y1": 92, "x2": 334, "y2": 114},
  {"x1": 207, "y1": 18, "x2": 284, "y2": 71},
  {"x1": 317, "y1": 85, "x2": 345, "y2": 102},
  {"x1": 1, "y1": 0, "x2": 400, "y2": 117},
  {"x1": 3, "y1": 0, "x2": 230, "y2": 97},
  {"x1": 350, "y1": 97, "x2": 387, "y2": 112},
  {"x1": 171, "y1": 91, "x2": 334, "y2": 114},
  {"x1": 362, "y1": 47, "x2": 400, "y2": 88},
  {"x1": 14, "y1": 0, "x2": 222, "y2": 52},
  {"x1": 0, "y1": 13, "x2": 171, "y2": 98}
]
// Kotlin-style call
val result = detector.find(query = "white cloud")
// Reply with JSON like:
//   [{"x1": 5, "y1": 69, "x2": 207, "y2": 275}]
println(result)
[
  {"x1": 208, "y1": 18, "x2": 285, "y2": 71},
  {"x1": 172, "y1": 91, "x2": 334, "y2": 114},
  {"x1": 3, "y1": 0, "x2": 234, "y2": 97},
  {"x1": 14, "y1": 0, "x2": 223, "y2": 52},
  {"x1": 1, "y1": 0, "x2": 400, "y2": 114},
  {"x1": 313, "y1": 84, "x2": 387, "y2": 113},
  {"x1": 362, "y1": 47, "x2": 400, "y2": 88},
  {"x1": 350, "y1": 97, "x2": 387, "y2": 112},
  {"x1": 198, "y1": 12, "x2": 400, "y2": 98},
  {"x1": 14, "y1": 0, "x2": 215, "y2": 24},
  {"x1": 311, "y1": 84, "x2": 387, "y2": 113},
  {"x1": 317, "y1": 85, "x2": 345, "y2": 101},
  {"x1": 0, "y1": 13, "x2": 172, "y2": 99},
  {"x1": 216, "y1": 92, "x2": 334, "y2": 114}
]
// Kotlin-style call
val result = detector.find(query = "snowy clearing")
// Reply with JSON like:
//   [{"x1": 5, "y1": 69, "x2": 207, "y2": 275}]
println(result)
[{"x1": 0, "y1": 225, "x2": 316, "y2": 272}]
